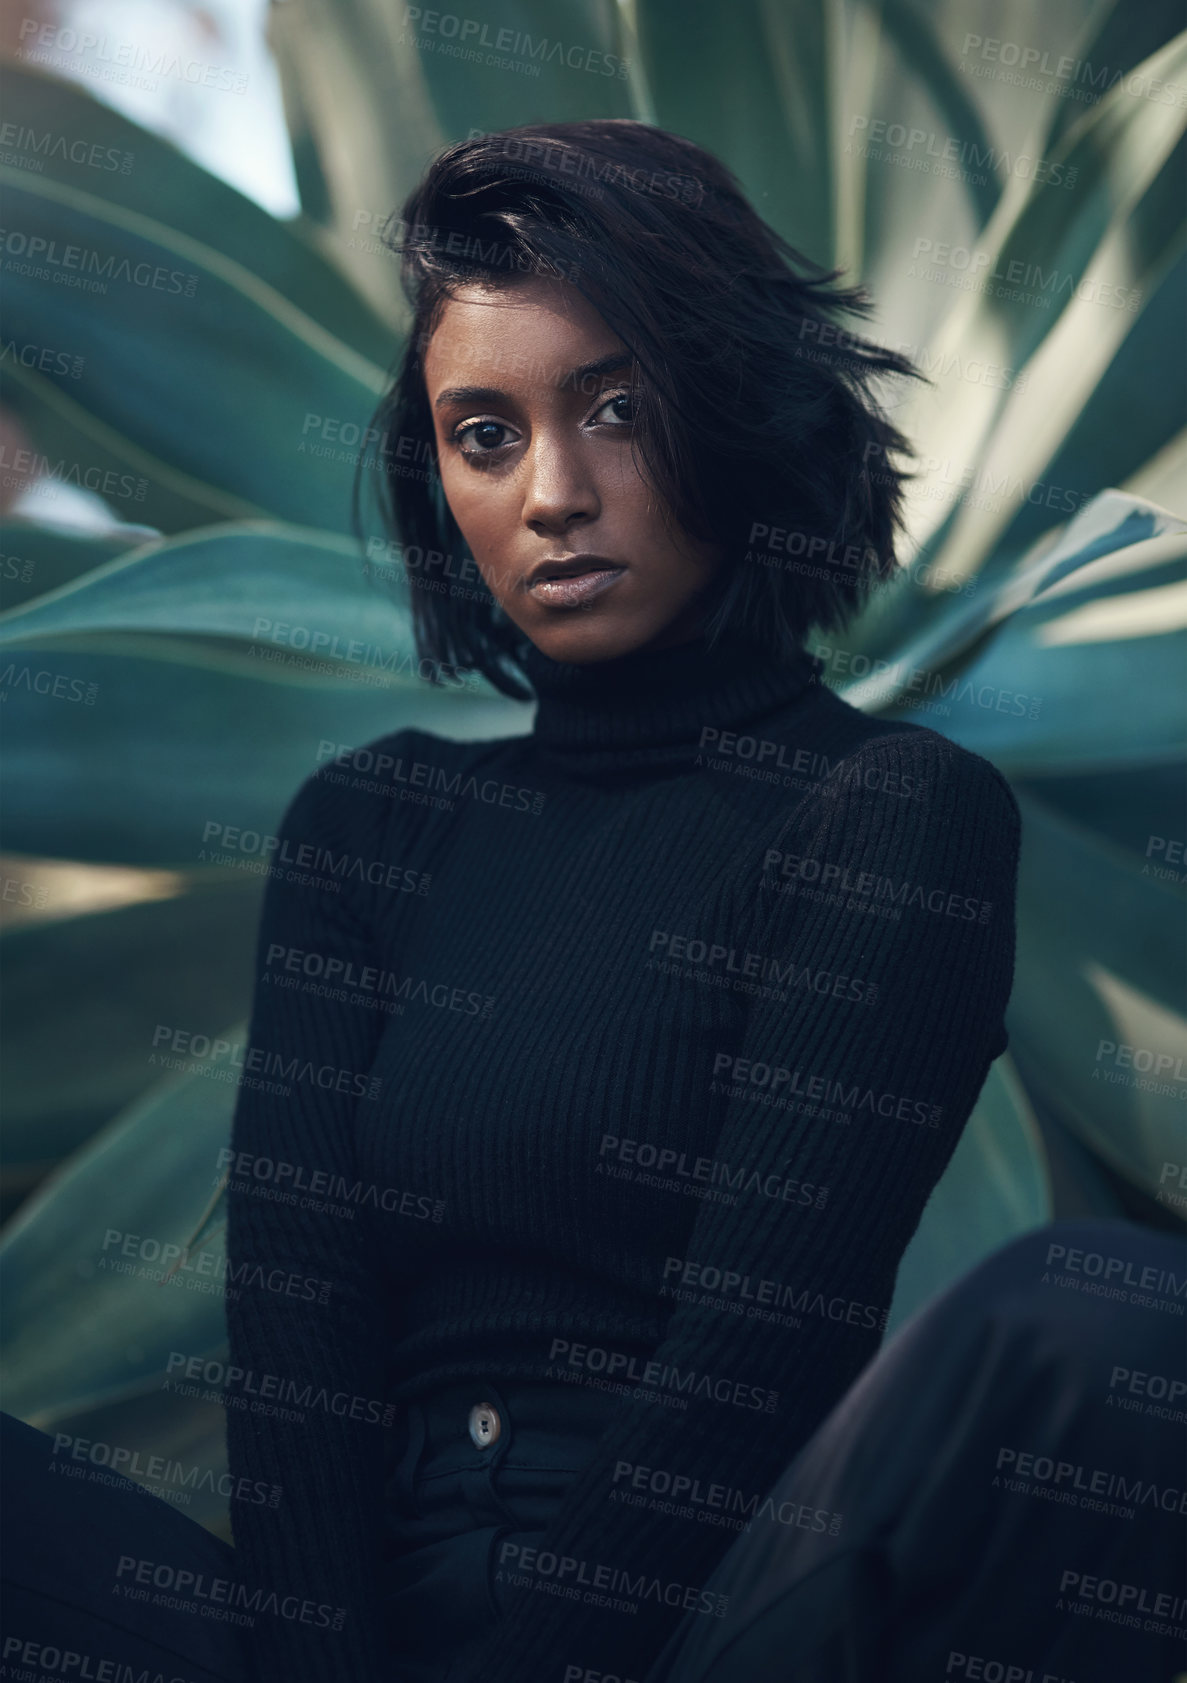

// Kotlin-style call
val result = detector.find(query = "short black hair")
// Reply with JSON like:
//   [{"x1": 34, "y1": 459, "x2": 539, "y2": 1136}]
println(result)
[{"x1": 358, "y1": 118, "x2": 928, "y2": 701}]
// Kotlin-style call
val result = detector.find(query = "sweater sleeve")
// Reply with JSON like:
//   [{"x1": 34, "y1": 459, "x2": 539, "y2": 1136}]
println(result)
[
  {"x1": 221, "y1": 761, "x2": 396, "y2": 1682},
  {"x1": 477, "y1": 728, "x2": 1022, "y2": 1683}
]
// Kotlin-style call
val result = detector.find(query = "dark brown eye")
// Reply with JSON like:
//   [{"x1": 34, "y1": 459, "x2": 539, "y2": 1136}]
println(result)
[
  {"x1": 454, "y1": 419, "x2": 517, "y2": 456},
  {"x1": 592, "y1": 392, "x2": 636, "y2": 425}
]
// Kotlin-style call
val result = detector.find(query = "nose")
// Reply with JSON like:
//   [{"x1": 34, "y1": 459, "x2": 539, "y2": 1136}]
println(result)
[{"x1": 520, "y1": 431, "x2": 600, "y2": 537}]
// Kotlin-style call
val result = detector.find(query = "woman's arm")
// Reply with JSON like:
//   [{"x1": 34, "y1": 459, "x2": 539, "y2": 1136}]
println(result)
[
  {"x1": 222, "y1": 756, "x2": 399, "y2": 1682},
  {"x1": 477, "y1": 727, "x2": 1022, "y2": 1683}
]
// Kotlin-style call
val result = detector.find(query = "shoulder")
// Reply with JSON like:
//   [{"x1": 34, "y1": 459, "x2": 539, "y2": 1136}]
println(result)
[
  {"x1": 280, "y1": 722, "x2": 529, "y2": 840},
  {"x1": 811, "y1": 687, "x2": 1020, "y2": 831},
  {"x1": 276, "y1": 726, "x2": 429, "y2": 852},
  {"x1": 313, "y1": 722, "x2": 529, "y2": 780},
  {"x1": 763, "y1": 693, "x2": 1022, "y2": 899}
]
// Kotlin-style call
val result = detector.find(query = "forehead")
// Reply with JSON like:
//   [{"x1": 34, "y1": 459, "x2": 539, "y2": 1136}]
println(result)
[{"x1": 422, "y1": 277, "x2": 623, "y2": 390}]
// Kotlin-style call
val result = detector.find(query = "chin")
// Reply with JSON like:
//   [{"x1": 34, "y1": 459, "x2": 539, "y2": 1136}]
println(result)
[{"x1": 524, "y1": 613, "x2": 669, "y2": 664}]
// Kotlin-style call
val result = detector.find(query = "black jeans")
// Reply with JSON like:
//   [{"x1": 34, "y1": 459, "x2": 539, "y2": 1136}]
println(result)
[
  {"x1": 3, "y1": 1220, "x2": 1183, "y2": 1682},
  {"x1": 378, "y1": 1373, "x2": 625, "y2": 1679},
  {"x1": 649, "y1": 1216, "x2": 1187, "y2": 1683}
]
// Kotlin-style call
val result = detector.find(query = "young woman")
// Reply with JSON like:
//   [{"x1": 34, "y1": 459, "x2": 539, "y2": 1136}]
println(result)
[
  {"x1": 4, "y1": 116, "x2": 1179, "y2": 1683},
  {"x1": 2, "y1": 118, "x2": 1044, "y2": 1683},
  {"x1": 218, "y1": 119, "x2": 1023, "y2": 1683}
]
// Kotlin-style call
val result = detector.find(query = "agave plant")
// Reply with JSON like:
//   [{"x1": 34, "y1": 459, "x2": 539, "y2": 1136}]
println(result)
[{"x1": 1, "y1": 0, "x2": 1184, "y2": 1537}]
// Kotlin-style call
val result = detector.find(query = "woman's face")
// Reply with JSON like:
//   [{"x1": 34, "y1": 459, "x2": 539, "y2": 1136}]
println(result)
[{"x1": 421, "y1": 276, "x2": 724, "y2": 664}]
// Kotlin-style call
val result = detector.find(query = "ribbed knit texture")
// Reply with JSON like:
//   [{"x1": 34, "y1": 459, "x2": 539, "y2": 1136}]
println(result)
[{"x1": 223, "y1": 627, "x2": 1020, "y2": 1682}]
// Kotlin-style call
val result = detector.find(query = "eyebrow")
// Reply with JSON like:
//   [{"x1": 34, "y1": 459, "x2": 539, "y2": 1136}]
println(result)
[{"x1": 432, "y1": 351, "x2": 633, "y2": 411}]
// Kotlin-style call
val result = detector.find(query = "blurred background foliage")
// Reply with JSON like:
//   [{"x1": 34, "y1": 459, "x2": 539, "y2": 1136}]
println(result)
[{"x1": 0, "y1": 0, "x2": 1184, "y2": 1538}]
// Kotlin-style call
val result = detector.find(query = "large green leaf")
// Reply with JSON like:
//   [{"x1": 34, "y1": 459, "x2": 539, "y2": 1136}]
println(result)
[
  {"x1": 267, "y1": 0, "x2": 635, "y2": 317},
  {"x1": 987, "y1": 248, "x2": 1187, "y2": 572},
  {"x1": 890, "y1": 528, "x2": 1187, "y2": 773},
  {"x1": 0, "y1": 361, "x2": 255, "y2": 534},
  {"x1": 636, "y1": 0, "x2": 840, "y2": 273},
  {"x1": 895, "y1": 33, "x2": 1187, "y2": 579},
  {"x1": 1008, "y1": 790, "x2": 1187, "y2": 1205},
  {"x1": 267, "y1": 0, "x2": 444, "y2": 319},
  {"x1": 0, "y1": 62, "x2": 396, "y2": 362},
  {"x1": 887, "y1": 1054, "x2": 1050, "y2": 1334},
  {"x1": 835, "y1": 490, "x2": 1187, "y2": 764},
  {"x1": 850, "y1": 246, "x2": 1187, "y2": 666},
  {"x1": 408, "y1": 0, "x2": 634, "y2": 152},
  {"x1": 856, "y1": 0, "x2": 1185, "y2": 333},
  {"x1": 0, "y1": 1038, "x2": 242, "y2": 1421},
  {"x1": 1042, "y1": 0, "x2": 1187, "y2": 157},
  {"x1": 0, "y1": 883, "x2": 260, "y2": 1196},
  {"x1": 1015, "y1": 762, "x2": 1184, "y2": 866},
  {"x1": 837, "y1": 488, "x2": 1187, "y2": 1212},
  {"x1": 0, "y1": 644, "x2": 526, "y2": 865},
  {"x1": 0, "y1": 519, "x2": 148, "y2": 612},
  {"x1": 0, "y1": 521, "x2": 418, "y2": 681},
  {"x1": 35, "y1": 1386, "x2": 235, "y2": 1539},
  {"x1": 0, "y1": 162, "x2": 395, "y2": 533}
]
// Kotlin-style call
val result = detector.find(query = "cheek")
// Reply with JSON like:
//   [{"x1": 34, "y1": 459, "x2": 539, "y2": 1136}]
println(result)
[
  {"x1": 603, "y1": 453, "x2": 653, "y2": 506},
  {"x1": 438, "y1": 474, "x2": 517, "y2": 596},
  {"x1": 439, "y1": 466, "x2": 499, "y2": 542}
]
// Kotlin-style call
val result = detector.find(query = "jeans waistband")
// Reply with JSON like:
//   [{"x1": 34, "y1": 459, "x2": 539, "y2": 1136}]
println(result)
[{"x1": 381, "y1": 1375, "x2": 626, "y2": 1543}]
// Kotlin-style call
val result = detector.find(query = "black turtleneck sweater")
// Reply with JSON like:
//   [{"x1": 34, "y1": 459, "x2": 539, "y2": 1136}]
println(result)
[{"x1": 222, "y1": 629, "x2": 1020, "y2": 1683}]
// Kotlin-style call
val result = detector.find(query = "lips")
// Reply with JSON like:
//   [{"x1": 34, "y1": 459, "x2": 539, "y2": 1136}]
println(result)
[
  {"x1": 525, "y1": 558, "x2": 627, "y2": 609},
  {"x1": 528, "y1": 562, "x2": 629, "y2": 609},
  {"x1": 526, "y1": 554, "x2": 626, "y2": 587}
]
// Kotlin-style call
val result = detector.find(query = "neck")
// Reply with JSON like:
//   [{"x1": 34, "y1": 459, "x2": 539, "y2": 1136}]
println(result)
[{"x1": 515, "y1": 625, "x2": 823, "y2": 766}]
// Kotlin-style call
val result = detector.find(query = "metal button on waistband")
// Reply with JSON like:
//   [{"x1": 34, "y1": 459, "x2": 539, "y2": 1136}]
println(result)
[{"x1": 468, "y1": 1401, "x2": 501, "y2": 1449}]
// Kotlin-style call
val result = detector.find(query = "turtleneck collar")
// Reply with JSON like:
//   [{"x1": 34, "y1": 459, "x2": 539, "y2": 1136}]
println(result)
[{"x1": 514, "y1": 628, "x2": 824, "y2": 770}]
